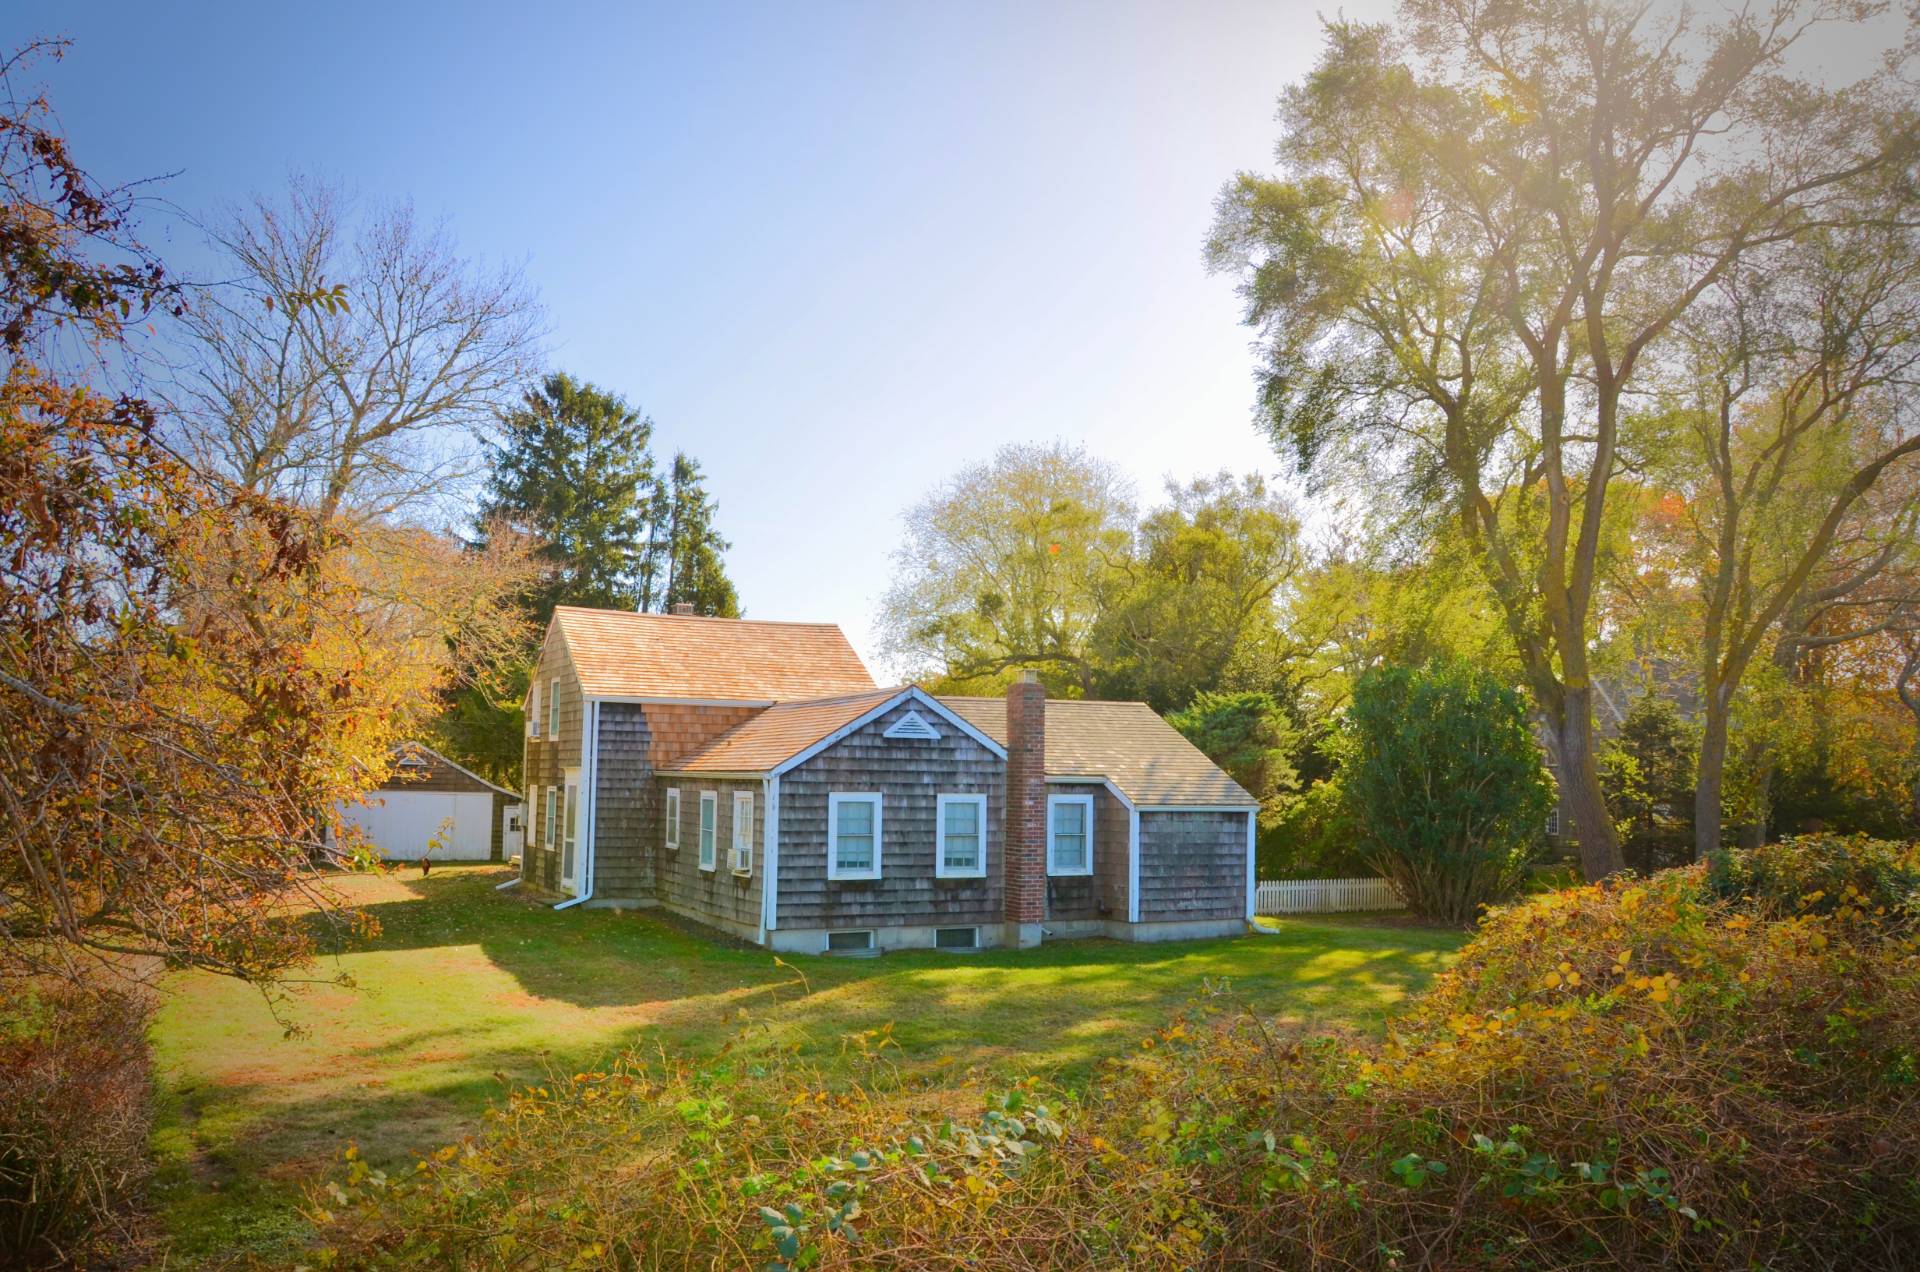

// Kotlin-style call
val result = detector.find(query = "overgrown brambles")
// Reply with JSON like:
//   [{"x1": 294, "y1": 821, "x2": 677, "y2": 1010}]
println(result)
[
  {"x1": 311, "y1": 836, "x2": 1920, "y2": 1269},
  {"x1": 0, "y1": 986, "x2": 152, "y2": 1267}
]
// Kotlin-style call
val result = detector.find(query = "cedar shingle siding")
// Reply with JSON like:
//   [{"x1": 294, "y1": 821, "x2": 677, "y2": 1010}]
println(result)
[
  {"x1": 519, "y1": 607, "x2": 1253, "y2": 945},
  {"x1": 654, "y1": 776, "x2": 764, "y2": 939},
  {"x1": 1137, "y1": 811, "x2": 1248, "y2": 922},
  {"x1": 775, "y1": 699, "x2": 1006, "y2": 932}
]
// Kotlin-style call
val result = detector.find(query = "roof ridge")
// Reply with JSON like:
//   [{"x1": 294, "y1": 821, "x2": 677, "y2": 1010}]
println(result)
[
  {"x1": 553, "y1": 604, "x2": 847, "y2": 629},
  {"x1": 937, "y1": 694, "x2": 1154, "y2": 709},
  {"x1": 771, "y1": 685, "x2": 908, "y2": 708}
]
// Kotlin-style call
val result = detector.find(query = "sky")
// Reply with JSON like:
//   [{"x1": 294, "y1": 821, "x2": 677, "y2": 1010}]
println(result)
[{"x1": 15, "y1": 1, "x2": 1387, "y2": 670}]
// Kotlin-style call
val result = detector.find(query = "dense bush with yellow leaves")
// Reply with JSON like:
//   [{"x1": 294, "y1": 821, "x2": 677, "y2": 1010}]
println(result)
[{"x1": 309, "y1": 836, "x2": 1920, "y2": 1270}]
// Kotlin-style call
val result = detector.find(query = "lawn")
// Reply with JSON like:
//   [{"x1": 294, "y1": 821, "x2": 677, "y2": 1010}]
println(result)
[{"x1": 149, "y1": 865, "x2": 1462, "y2": 1264}]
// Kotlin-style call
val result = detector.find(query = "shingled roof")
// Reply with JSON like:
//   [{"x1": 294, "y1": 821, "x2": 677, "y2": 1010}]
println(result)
[
  {"x1": 550, "y1": 607, "x2": 876, "y2": 702},
  {"x1": 939, "y1": 697, "x2": 1259, "y2": 808},
  {"x1": 666, "y1": 688, "x2": 904, "y2": 773},
  {"x1": 663, "y1": 683, "x2": 1256, "y2": 809}
]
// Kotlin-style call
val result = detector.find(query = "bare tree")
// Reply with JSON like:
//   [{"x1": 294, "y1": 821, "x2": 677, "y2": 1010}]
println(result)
[{"x1": 164, "y1": 176, "x2": 542, "y2": 526}]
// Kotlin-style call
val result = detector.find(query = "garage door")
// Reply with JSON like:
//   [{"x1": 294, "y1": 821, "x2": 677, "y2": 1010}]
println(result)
[{"x1": 338, "y1": 791, "x2": 495, "y2": 861}]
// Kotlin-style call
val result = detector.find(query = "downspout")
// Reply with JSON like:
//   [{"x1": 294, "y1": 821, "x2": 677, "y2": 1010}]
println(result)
[
  {"x1": 761, "y1": 774, "x2": 781, "y2": 943},
  {"x1": 1106, "y1": 780, "x2": 1140, "y2": 925},
  {"x1": 1244, "y1": 809, "x2": 1257, "y2": 924},
  {"x1": 554, "y1": 698, "x2": 599, "y2": 911}
]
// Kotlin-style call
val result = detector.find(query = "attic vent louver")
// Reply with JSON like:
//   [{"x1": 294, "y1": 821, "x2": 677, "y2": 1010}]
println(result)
[{"x1": 882, "y1": 710, "x2": 941, "y2": 741}]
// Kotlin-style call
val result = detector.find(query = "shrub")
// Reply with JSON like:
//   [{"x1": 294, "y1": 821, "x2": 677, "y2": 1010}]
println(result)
[
  {"x1": 0, "y1": 986, "x2": 153, "y2": 1267},
  {"x1": 1345, "y1": 660, "x2": 1552, "y2": 920},
  {"x1": 311, "y1": 837, "x2": 1920, "y2": 1270},
  {"x1": 1259, "y1": 775, "x2": 1371, "y2": 879}
]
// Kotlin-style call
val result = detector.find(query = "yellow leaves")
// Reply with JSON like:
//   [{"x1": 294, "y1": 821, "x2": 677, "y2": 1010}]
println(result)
[{"x1": 1542, "y1": 971, "x2": 1562, "y2": 990}]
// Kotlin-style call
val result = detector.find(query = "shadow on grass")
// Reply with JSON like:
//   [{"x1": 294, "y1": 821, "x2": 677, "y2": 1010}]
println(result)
[{"x1": 157, "y1": 868, "x2": 1464, "y2": 1265}]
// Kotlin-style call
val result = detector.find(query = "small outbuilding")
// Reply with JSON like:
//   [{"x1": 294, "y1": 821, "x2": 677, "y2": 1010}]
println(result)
[{"x1": 338, "y1": 743, "x2": 523, "y2": 863}]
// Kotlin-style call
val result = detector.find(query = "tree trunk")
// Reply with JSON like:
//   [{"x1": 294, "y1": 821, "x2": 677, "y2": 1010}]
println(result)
[
  {"x1": 1694, "y1": 693, "x2": 1730, "y2": 862},
  {"x1": 1553, "y1": 687, "x2": 1625, "y2": 880}
]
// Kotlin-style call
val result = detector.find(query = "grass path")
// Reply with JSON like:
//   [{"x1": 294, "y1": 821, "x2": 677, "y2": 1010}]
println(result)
[{"x1": 149, "y1": 866, "x2": 1462, "y2": 1263}]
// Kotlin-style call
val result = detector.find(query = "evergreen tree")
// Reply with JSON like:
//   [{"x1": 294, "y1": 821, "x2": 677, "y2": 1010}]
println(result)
[
  {"x1": 659, "y1": 453, "x2": 740, "y2": 618},
  {"x1": 479, "y1": 372, "x2": 656, "y2": 621}
]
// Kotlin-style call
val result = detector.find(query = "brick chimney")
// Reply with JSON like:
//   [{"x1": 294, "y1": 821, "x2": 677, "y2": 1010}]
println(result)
[
  {"x1": 671, "y1": 602, "x2": 696, "y2": 616},
  {"x1": 1003, "y1": 670, "x2": 1046, "y2": 947}
]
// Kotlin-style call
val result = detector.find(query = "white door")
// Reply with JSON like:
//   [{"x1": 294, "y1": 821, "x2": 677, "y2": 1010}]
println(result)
[
  {"x1": 560, "y1": 769, "x2": 581, "y2": 892},
  {"x1": 502, "y1": 804, "x2": 524, "y2": 859},
  {"x1": 338, "y1": 792, "x2": 494, "y2": 861}
]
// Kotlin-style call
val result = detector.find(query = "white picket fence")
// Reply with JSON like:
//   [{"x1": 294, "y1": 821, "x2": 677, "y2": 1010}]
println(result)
[{"x1": 1255, "y1": 877, "x2": 1404, "y2": 915}]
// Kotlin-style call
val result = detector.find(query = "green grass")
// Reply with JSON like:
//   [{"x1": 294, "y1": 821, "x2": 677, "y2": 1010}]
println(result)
[{"x1": 149, "y1": 865, "x2": 1463, "y2": 1264}]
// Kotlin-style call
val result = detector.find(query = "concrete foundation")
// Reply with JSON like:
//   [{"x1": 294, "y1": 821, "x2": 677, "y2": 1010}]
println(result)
[{"x1": 764, "y1": 915, "x2": 1248, "y2": 954}]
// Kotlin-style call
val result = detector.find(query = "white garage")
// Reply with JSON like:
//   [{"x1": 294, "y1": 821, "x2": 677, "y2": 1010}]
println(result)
[
  {"x1": 338, "y1": 743, "x2": 521, "y2": 863},
  {"x1": 340, "y1": 789, "x2": 499, "y2": 860}
]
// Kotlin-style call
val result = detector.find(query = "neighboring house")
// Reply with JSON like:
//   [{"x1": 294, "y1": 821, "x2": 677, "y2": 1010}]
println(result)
[
  {"x1": 338, "y1": 742, "x2": 523, "y2": 862},
  {"x1": 1543, "y1": 659, "x2": 1700, "y2": 840},
  {"x1": 519, "y1": 604, "x2": 1259, "y2": 952}
]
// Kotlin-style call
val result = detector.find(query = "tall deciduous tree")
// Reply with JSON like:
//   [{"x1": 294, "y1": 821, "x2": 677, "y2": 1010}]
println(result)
[
  {"x1": 1209, "y1": 1, "x2": 1918, "y2": 879},
  {"x1": 1656, "y1": 208, "x2": 1920, "y2": 858},
  {"x1": 880, "y1": 442, "x2": 1134, "y2": 695},
  {"x1": 1092, "y1": 473, "x2": 1303, "y2": 711}
]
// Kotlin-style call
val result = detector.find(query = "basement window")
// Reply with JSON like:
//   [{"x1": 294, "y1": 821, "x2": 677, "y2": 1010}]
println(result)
[
  {"x1": 935, "y1": 926, "x2": 979, "y2": 951},
  {"x1": 827, "y1": 929, "x2": 876, "y2": 954}
]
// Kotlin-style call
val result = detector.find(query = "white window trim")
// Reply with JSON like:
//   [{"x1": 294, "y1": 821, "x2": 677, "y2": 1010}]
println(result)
[
  {"x1": 1047, "y1": 793, "x2": 1095, "y2": 877},
  {"x1": 527, "y1": 785, "x2": 539, "y2": 845},
  {"x1": 698, "y1": 791, "x2": 718, "y2": 872},
  {"x1": 935, "y1": 793, "x2": 988, "y2": 879},
  {"x1": 546, "y1": 678, "x2": 561, "y2": 739},
  {"x1": 827, "y1": 792, "x2": 883, "y2": 881},
  {"x1": 544, "y1": 786, "x2": 558, "y2": 851},
  {"x1": 664, "y1": 787, "x2": 680, "y2": 852},
  {"x1": 732, "y1": 791, "x2": 755, "y2": 875},
  {"x1": 528, "y1": 684, "x2": 540, "y2": 738}
]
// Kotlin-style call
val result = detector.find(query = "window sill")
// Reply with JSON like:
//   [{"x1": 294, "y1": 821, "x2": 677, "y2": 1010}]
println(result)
[
  {"x1": 827, "y1": 873, "x2": 882, "y2": 884},
  {"x1": 1047, "y1": 867, "x2": 1095, "y2": 878},
  {"x1": 732, "y1": 868, "x2": 753, "y2": 880},
  {"x1": 935, "y1": 870, "x2": 987, "y2": 881},
  {"x1": 698, "y1": 861, "x2": 717, "y2": 873}
]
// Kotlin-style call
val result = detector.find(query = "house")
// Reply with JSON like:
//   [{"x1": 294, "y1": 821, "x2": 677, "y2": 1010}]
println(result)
[
  {"x1": 518, "y1": 604, "x2": 1259, "y2": 952},
  {"x1": 338, "y1": 742, "x2": 523, "y2": 863}
]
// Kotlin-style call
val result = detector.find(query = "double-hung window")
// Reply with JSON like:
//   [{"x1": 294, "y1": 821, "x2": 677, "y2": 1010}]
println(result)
[
  {"x1": 664, "y1": 788, "x2": 680, "y2": 852},
  {"x1": 1047, "y1": 793, "x2": 1094, "y2": 876},
  {"x1": 935, "y1": 793, "x2": 987, "y2": 879},
  {"x1": 527, "y1": 685, "x2": 540, "y2": 738},
  {"x1": 546, "y1": 678, "x2": 561, "y2": 738},
  {"x1": 698, "y1": 792, "x2": 717, "y2": 871},
  {"x1": 731, "y1": 791, "x2": 755, "y2": 875},
  {"x1": 544, "y1": 786, "x2": 558, "y2": 852},
  {"x1": 827, "y1": 793, "x2": 882, "y2": 881},
  {"x1": 527, "y1": 786, "x2": 540, "y2": 845}
]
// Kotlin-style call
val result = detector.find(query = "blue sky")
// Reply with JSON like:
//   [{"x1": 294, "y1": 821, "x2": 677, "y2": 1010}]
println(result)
[{"x1": 15, "y1": 1, "x2": 1383, "y2": 668}]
